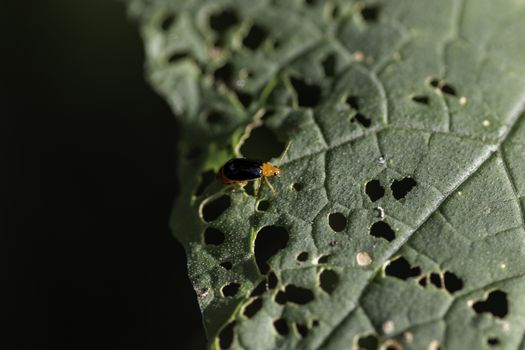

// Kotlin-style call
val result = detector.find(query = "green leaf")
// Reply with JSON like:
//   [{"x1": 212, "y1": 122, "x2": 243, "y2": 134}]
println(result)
[{"x1": 126, "y1": 0, "x2": 525, "y2": 348}]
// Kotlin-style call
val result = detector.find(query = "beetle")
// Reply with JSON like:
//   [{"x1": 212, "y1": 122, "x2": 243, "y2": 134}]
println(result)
[{"x1": 216, "y1": 143, "x2": 290, "y2": 196}]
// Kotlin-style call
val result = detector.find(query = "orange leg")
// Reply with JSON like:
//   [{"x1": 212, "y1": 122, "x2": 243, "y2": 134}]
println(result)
[
  {"x1": 264, "y1": 176, "x2": 276, "y2": 194},
  {"x1": 237, "y1": 181, "x2": 248, "y2": 188},
  {"x1": 256, "y1": 178, "x2": 263, "y2": 199},
  {"x1": 230, "y1": 181, "x2": 248, "y2": 192}
]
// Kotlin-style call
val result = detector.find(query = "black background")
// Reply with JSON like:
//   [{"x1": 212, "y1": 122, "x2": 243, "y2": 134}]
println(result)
[{"x1": 2, "y1": 1, "x2": 206, "y2": 349}]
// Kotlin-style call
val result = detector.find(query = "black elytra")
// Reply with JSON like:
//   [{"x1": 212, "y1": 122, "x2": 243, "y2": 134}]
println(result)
[{"x1": 222, "y1": 158, "x2": 263, "y2": 180}]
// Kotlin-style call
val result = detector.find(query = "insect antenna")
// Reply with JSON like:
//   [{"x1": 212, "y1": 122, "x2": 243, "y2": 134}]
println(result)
[{"x1": 277, "y1": 141, "x2": 292, "y2": 167}]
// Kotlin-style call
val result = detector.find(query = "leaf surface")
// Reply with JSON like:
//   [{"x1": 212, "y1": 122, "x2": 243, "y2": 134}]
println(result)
[{"x1": 127, "y1": 0, "x2": 525, "y2": 349}]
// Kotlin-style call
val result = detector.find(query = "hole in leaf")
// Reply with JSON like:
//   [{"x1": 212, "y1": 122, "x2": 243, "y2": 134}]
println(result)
[
  {"x1": 243, "y1": 297, "x2": 263, "y2": 318},
  {"x1": 430, "y1": 273, "x2": 442, "y2": 288},
  {"x1": 168, "y1": 51, "x2": 190, "y2": 63},
  {"x1": 353, "y1": 113, "x2": 372, "y2": 128},
  {"x1": 222, "y1": 282, "x2": 241, "y2": 297},
  {"x1": 412, "y1": 95, "x2": 430, "y2": 105},
  {"x1": 220, "y1": 261, "x2": 233, "y2": 270},
  {"x1": 273, "y1": 319, "x2": 289, "y2": 336},
  {"x1": 254, "y1": 226, "x2": 289, "y2": 274},
  {"x1": 195, "y1": 170, "x2": 215, "y2": 196},
  {"x1": 328, "y1": 212, "x2": 347, "y2": 232},
  {"x1": 391, "y1": 177, "x2": 417, "y2": 200},
  {"x1": 297, "y1": 252, "x2": 309, "y2": 262},
  {"x1": 283, "y1": 285, "x2": 314, "y2": 305},
  {"x1": 296, "y1": 323, "x2": 309, "y2": 338},
  {"x1": 361, "y1": 5, "x2": 380, "y2": 22},
  {"x1": 345, "y1": 96, "x2": 359, "y2": 110},
  {"x1": 429, "y1": 78, "x2": 458, "y2": 96},
  {"x1": 160, "y1": 14, "x2": 176, "y2": 31},
  {"x1": 214, "y1": 62, "x2": 233, "y2": 86},
  {"x1": 443, "y1": 271, "x2": 463, "y2": 294},
  {"x1": 235, "y1": 91, "x2": 252, "y2": 108},
  {"x1": 275, "y1": 290, "x2": 287, "y2": 305},
  {"x1": 357, "y1": 334, "x2": 379, "y2": 350},
  {"x1": 257, "y1": 200, "x2": 270, "y2": 211},
  {"x1": 250, "y1": 279, "x2": 267, "y2": 297},
  {"x1": 207, "y1": 110, "x2": 225, "y2": 124},
  {"x1": 244, "y1": 182, "x2": 256, "y2": 197},
  {"x1": 373, "y1": 204, "x2": 384, "y2": 217},
  {"x1": 370, "y1": 221, "x2": 395, "y2": 241},
  {"x1": 209, "y1": 8, "x2": 239, "y2": 33},
  {"x1": 487, "y1": 338, "x2": 500, "y2": 346},
  {"x1": 305, "y1": 0, "x2": 318, "y2": 5},
  {"x1": 418, "y1": 275, "x2": 428, "y2": 287},
  {"x1": 319, "y1": 269, "x2": 339, "y2": 294},
  {"x1": 267, "y1": 271, "x2": 278, "y2": 289},
  {"x1": 243, "y1": 24, "x2": 269, "y2": 50},
  {"x1": 240, "y1": 125, "x2": 285, "y2": 160},
  {"x1": 322, "y1": 53, "x2": 336, "y2": 77},
  {"x1": 429, "y1": 78, "x2": 440, "y2": 88},
  {"x1": 202, "y1": 195, "x2": 231, "y2": 222},
  {"x1": 293, "y1": 183, "x2": 303, "y2": 191},
  {"x1": 218, "y1": 321, "x2": 236, "y2": 349},
  {"x1": 312, "y1": 320, "x2": 320, "y2": 327},
  {"x1": 290, "y1": 77, "x2": 321, "y2": 107},
  {"x1": 261, "y1": 110, "x2": 275, "y2": 121},
  {"x1": 204, "y1": 227, "x2": 225, "y2": 245},
  {"x1": 385, "y1": 257, "x2": 421, "y2": 280},
  {"x1": 441, "y1": 84, "x2": 457, "y2": 96},
  {"x1": 318, "y1": 255, "x2": 330, "y2": 264},
  {"x1": 472, "y1": 290, "x2": 508, "y2": 318},
  {"x1": 366, "y1": 179, "x2": 385, "y2": 202},
  {"x1": 276, "y1": 285, "x2": 315, "y2": 305}
]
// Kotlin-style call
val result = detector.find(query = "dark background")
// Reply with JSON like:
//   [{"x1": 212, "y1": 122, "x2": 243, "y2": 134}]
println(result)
[{"x1": 2, "y1": 1, "x2": 206, "y2": 349}]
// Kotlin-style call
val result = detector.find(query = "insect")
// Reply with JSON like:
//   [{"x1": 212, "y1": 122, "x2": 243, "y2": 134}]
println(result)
[{"x1": 216, "y1": 143, "x2": 290, "y2": 196}]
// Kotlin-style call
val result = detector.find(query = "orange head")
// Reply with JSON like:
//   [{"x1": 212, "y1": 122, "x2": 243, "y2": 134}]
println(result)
[{"x1": 261, "y1": 162, "x2": 281, "y2": 177}]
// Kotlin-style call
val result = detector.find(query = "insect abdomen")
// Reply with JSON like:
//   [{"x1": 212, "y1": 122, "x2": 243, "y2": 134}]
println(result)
[{"x1": 222, "y1": 158, "x2": 262, "y2": 181}]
